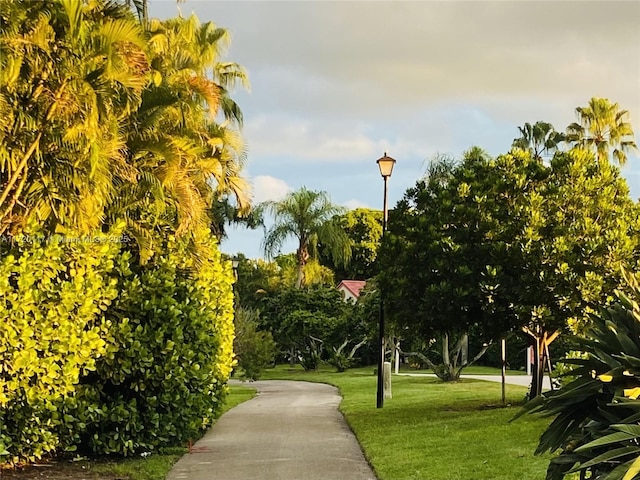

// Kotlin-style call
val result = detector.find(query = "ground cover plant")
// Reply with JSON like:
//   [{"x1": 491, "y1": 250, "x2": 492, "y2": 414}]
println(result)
[{"x1": 261, "y1": 365, "x2": 553, "y2": 480}]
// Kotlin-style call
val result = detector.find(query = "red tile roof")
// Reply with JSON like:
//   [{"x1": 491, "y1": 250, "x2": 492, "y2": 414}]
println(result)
[{"x1": 337, "y1": 280, "x2": 367, "y2": 298}]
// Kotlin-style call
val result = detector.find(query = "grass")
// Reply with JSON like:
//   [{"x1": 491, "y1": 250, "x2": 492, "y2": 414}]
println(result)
[
  {"x1": 260, "y1": 364, "x2": 552, "y2": 480},
  {"x1": 44, "y1": 367, "x2": 550, "y2": 480}
]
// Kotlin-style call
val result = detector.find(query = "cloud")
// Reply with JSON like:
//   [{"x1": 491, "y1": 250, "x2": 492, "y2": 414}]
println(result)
[
  {"x1": 343, "y1": 199, "x2": 371, "y2": 210},
  {"x1": 251, "y1": 175, "x2": 292, "y2": 204},
  {"x1": 152, "y1": 0, "x2": 640, "y2": 259},
  {"x1": 244, "y1": 114, "x2": 383, "y2": 161}
]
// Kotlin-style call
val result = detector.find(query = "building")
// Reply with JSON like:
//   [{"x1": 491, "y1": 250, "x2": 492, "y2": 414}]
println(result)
[{"x1": 336, "y1": 280, "x2": 366, "y2": 302}]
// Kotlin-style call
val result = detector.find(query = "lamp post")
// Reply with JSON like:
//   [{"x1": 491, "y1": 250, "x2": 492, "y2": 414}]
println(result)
[
  {"x1": 376, "y1": 153, "x2": 396, "y2": 409},
  {"x1": 231, "y1": 256, "x2": 239, "y2": 279},
  {"x1": 231, "y1": 257, "x2": 239, "y2": 304}
]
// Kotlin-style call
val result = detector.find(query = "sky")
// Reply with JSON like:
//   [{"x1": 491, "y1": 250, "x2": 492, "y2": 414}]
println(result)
[{"x1": 150, "y1": 0, "x2": 640, "y2": 259}]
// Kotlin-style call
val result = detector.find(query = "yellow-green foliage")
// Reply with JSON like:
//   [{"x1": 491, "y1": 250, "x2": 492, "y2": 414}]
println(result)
[
  {"x1": 0, "y1": 225, "x2": 124, "y2": 464},
  {"x1": 0, "y1": 228, "x2": 235, "y2": 463},
  {"x1": 75, "y1": 230, "x2": 235, "y2": 455}
]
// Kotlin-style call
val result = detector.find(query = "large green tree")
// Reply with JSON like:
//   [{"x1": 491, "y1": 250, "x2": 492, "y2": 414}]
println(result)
[
  {"x1": 318, "y1": 208, "x2": 382, "y2": 281},
  {"x1": 261, "y1": 188, "x2": 351, "y2": 288},
  {"x1": 566, "y1": 97, "x2": 638, "y2": 165},
  {"x1": 379, "y1": 149, "x2": 535, "y2": 381},
  {"x1": 518, "y1": 148, "x2": 639, "y2": 395},
  {"x1": 379, "y1": 144, "x2": 639, "y2": 389}
]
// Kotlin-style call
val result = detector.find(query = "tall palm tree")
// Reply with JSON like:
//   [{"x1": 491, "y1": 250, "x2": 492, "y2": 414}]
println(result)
[
  {"x1": 0, "y1": 0, "x2": 148, "y2": 235},
  {"x1": 566, "y1": 97, "x2": 638, "y2": 165},
  {"x1": 109, "y1": 14, "x2": 251, "y2": 261},
  {"x1": 262, "y1": 188, "x2": 351, "y2": 289},
  {"x1": 512, "y1": 121, "x2": 565, "y2": 162}
]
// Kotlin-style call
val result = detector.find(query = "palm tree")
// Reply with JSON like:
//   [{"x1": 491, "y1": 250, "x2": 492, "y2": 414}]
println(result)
[
  {"x1": 261, "y1": 188, "x2": 351, "y2": 289},
  {"x1": 109, "y1": 14, "x2": 251, "y2": 261},
  {"x1": 0, "y1": 0, "x2": 148, "y2": 235},
  {"x1": 566, "y1": 97, "x2": 638, "y2": 165},
  {"x1": 512, "y1": 121, "x2": 565, "y2": 161}
]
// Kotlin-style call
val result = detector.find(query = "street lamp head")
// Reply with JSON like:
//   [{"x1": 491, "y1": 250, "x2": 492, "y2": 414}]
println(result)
[
  {"x1": 231, "y1": 257, "x2": 239, "y2": 270},
  {"x1": 376, "y1": 153, "x2": 396, "y2": 178}
]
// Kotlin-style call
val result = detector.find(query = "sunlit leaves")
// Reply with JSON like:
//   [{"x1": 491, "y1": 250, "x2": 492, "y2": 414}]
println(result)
[{"x1": 521, "y1": 272, "x2": 640, "y2": 479}]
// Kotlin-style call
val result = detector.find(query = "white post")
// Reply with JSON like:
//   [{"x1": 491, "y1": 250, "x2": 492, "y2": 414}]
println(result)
[
  {"x1": 501, "y1": 338, "x2": 506, "y2": 407},
  {"x1": 394, "y1": 342, "x2": 400, "y2": 375},
  {"x1": 383, "y1": 361, "x2": 392, "y2": 399},
  {"x1": 526, "y1": 346, "x2": 532, "y2": 376}
]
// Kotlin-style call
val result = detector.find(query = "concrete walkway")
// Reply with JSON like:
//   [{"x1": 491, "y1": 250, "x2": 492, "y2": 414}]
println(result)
[
  {"x1": 166, "y1": 380, "x2": 377, "y2": 480},
  {"x1": 166, "y1": 374, "x2": 548, "y2": 480},
  {"x1": 397, "y1": 372, "x2": 553, "y2": 390}
]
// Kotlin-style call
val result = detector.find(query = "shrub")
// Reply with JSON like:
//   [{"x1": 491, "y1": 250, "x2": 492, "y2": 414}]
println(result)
[
  {"x1": 519, "y1": 271, "x2": 640, "y2": 480},
  {"x1": 233, "y1": 308, "x2": 277, "y2": 380},
  {"x1": 76, "y1": 233, "x2": 235, "y2": 455},
  {"x1": 0, "y1": 226, "x2": 123, "y2": 464}
]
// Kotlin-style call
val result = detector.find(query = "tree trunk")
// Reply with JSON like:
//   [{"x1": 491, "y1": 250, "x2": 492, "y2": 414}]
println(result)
[
  {"x1": 295, "y1": 245, "x2": 309, "y2": 289},
  {"x1": 524, "y1": 327, "x2": 559, "y2": 398}
]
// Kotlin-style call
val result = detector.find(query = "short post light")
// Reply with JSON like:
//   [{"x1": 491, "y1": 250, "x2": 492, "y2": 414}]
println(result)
[{"x1": 376, "y1": 153, "x2": 396, "y2": 409}]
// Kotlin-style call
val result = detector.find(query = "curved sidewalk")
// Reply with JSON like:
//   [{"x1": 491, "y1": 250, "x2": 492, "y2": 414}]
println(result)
[
  {"x1": 166, "y1": 380, "x2": 377, "y2": 480},
  {"x1": 397, "y1": 372, "x2": 552, "y2": 390}
]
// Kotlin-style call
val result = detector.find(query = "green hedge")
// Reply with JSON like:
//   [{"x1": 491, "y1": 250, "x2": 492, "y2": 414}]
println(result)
[
  {"x1": 77, "y1": 234, "x2": 235, "y2": 455},
  {"x1": 0, "y1": 226, "x2": 123, "y2": 463},
  {"x1": 0, "y1": 229, "x2": 235, "y2": 463}
]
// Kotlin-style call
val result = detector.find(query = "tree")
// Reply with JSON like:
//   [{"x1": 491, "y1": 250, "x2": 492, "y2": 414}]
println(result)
[
  {"x1": 261, "y1": 188, "x2": 351, "y2": 288},
  {"x1": 519, "y1": 148, "x2": 640, "y2": 396},
  {"x1": 0, "y1": 2, "x2": 252, "y2": 264},
  {"x1": 379, "y1": 149, "x2": 515, "y2": 381},
  {"x1": 566, "y1": 97, "x2": 638, "y2": 165},
  {"x1": 379, "y1": 145, "x2": 639, "y2": 387},
  {"x1": 111, "y1": 14, "x2": 251, "y2": 261},
  {"x1": 258, "y1": 285, "x2": 355, "y2": 369},
  {"x1": 512, "y1": 121, "x2": 565, "y2": 162},
  {"x1": 318, "y1": 208, "x2": 383, "y2": 281},
  {"x1": 0, "y1": 0, "x2": 149, "y2": 235}
]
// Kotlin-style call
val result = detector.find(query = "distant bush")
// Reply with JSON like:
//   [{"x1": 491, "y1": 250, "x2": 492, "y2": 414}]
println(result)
[{"x1": 233, "y1": 307, "x2": 277, "y2": 380}]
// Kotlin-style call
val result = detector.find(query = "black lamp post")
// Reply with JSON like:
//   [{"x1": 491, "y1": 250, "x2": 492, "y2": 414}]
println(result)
[{"x1": 376, "y1": 153, "x2": 396, "y2": 409}]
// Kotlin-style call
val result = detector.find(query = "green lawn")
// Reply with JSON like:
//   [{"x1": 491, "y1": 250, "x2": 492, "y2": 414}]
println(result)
[
  {"x1": 260, "y1": 365, "x2": 552, "y2": 480},
  {"x1": 395, "y1": 364, "x2": 528, "y2": 375},
  {"x1": 76, "y1": 368, "x2": 550, "y2": 480}
]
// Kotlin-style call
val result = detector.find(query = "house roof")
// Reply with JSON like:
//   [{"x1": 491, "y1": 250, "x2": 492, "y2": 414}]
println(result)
[{"x1": 337, "y1": 280, "x2": 367, "y2": 298}]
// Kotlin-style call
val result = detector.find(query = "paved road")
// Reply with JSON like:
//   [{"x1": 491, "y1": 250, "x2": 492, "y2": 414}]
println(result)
[{"x1": 166, "y1": 380, "x2": 377, "y2": 480}]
